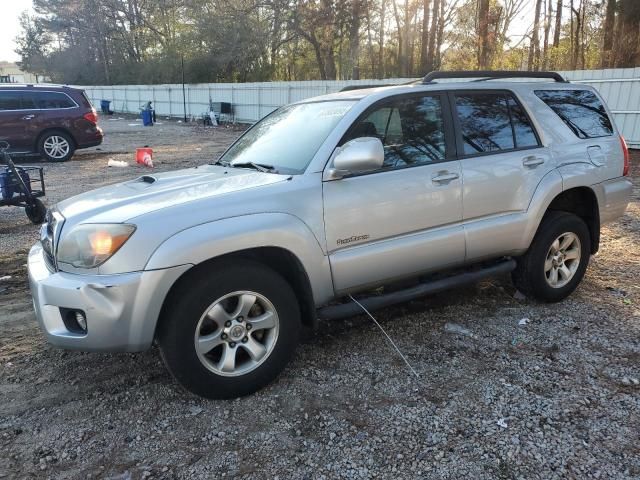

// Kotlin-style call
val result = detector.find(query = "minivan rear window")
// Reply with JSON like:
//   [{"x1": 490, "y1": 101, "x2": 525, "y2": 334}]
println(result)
[{"x1": 535, "y1": 90, "x2": 613, "y2": 139}]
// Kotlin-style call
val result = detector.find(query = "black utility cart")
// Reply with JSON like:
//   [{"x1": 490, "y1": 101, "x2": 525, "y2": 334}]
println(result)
[{"x1": 0, "y1": 142, "x2": 47, "y2": 224}]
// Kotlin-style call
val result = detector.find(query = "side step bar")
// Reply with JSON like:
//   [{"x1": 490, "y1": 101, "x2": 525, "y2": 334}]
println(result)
[{"x1": 317, "y1": 259, "x2": 517, "y2": 321}]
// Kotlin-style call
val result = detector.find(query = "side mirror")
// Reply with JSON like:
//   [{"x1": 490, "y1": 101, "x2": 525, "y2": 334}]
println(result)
[{"x1": 324, "y1": 137, "x2": 384, "y2": 180}]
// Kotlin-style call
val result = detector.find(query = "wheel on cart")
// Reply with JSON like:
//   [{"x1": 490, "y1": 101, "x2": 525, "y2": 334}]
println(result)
[{"x1": 25, "y1": 198, "x2": 46, "y2": 224}]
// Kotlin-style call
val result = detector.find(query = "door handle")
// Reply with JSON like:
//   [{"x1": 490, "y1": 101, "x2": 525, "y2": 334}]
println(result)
[
  {"x1": 21, "y1": 114, "x2": 35, "y2": 120},
  {"x1": 431, "y1": 172, "x2": 459, "y2": 184},
  {"x1": 522, "y1": 155, "x2": 544, "y2": 168}
]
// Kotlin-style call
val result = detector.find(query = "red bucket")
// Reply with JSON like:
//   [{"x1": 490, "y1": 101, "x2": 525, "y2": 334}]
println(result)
[{"x1": 136, "y1": 147, "x2": 153, "y2": 167}]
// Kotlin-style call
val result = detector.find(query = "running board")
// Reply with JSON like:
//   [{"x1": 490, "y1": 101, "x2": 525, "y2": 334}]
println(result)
[{"x1": 317, "y1": 259, "x2": 517, "y2": 321}]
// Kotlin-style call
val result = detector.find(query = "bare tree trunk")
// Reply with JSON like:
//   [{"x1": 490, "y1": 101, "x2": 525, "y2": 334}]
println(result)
[
  {"x1": 580, "y1": 1, "x2": 586, "y2": 68},
  {"x1": 308, "y1": 35, "x2": 327, "y2": 80},
  {"x1": 426, "y1": 0, "x2": 439, "y2": 71},
  {"x1": 378, "y1": 0, "x2": 386, "y2": 77},
  {"x1": 349, "y1": 0, "x2": 361, "y2": 79},
  {"x1": 365, "y1": 0, "x2": 376, "y2": 77},
  {"x1": 478, "y1": 0, "x2": 490, "y2": 69},
  {"x1": 542, "y1": 0, "x2": 552, "y2": 69},
  {"x1": 435, "y1": 0, "x2": 445, "y2": 69},
  {"x1": 569, "y1": 0, "x2": 575, "y2": 68},
  {"x1": 552, "y1": 0, "x2": 562, "y2": 48},
  {"x1": 601, "y1": 0, "x2": 616, "y2": 68},
  {"x1": 393, "y1": 0, "x2": 411, "y2": 76},
  {"x1": 528, "y1": 0, "x2": 543, "y2": 71},
  {"x1": 420, "y1": 0, "x2": 431, "y2": 74},
  {"x1": 616, "y1": 0, "x2": 640, "y2": 67},
  {"x1": 570, "y1": 0, "x2": 581, "y2": 70},
  {"x1": 408, "y1": 6, "x2": 418, "y2": 76}
]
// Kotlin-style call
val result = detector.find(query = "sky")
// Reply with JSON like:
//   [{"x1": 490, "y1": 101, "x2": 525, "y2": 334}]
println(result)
[{"x1": 0, "y1": 0, "x2": 33, "y2": 62}]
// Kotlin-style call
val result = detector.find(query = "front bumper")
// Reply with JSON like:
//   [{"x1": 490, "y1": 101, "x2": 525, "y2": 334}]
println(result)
[{"x1": 28, "y1": 243, "x2": 190, "y2": 352}]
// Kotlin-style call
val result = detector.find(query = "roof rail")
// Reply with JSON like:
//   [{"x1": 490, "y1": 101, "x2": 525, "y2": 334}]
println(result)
[
  {"x1": 339, "y1": 84, "x2": 394, "y2": 92},
  {"x1": 422, "y1": 70, "x2": 568, "y2": 84}
]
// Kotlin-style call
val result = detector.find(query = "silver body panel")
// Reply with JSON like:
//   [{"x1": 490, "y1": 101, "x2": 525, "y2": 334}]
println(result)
[{"x1": 28, "y1": 80, "x2": 632, "y2": 352}]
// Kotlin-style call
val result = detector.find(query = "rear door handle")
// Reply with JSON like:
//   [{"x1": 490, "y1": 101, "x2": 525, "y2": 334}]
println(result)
[
  {"x1": 431, "y1": 172, "x2": 459, "y2": 184},
  {"x1": 21, "y1": 114, "x2": 35, "y2": 120},
  {"x1": 522, "y1": 155, "x2": 544, "y2": 168}
]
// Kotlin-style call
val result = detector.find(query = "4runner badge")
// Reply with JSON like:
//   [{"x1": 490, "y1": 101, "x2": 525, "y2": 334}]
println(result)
[{"x1": 337, "y1": 235, "x2": 370, "y2": 245}]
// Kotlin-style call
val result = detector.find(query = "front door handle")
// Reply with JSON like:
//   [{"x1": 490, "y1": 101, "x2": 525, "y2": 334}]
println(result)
[
  {"x1": 21, "y1": 114, "x2": 35, "y2": 120},
  {"x1": 523, "y1": 155, "x2": 544, "y2": 168},
  {"x1": 431, "y1": 171, "x2": 460, "y2": 184}
]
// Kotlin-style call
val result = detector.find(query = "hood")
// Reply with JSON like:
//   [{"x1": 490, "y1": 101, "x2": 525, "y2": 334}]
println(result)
[{"x1": 57, "y1": 165, "x2": 290, "y2": 223}]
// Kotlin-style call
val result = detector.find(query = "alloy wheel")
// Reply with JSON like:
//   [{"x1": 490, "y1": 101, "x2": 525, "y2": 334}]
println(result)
[
  {"x1": 194, "y1": 291, "x2": 279, "y2": 377},
  {"x1": 43, "y1": 135, "x2": 70, "y2": 159},
  {"x1": 544, "y1": 232, "x2": 581, "y2": 288}
]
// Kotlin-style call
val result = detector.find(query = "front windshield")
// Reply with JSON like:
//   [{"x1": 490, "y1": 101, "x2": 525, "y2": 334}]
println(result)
[{"x1": 219, "y1": 100, "x2": 357, "y2": 174}]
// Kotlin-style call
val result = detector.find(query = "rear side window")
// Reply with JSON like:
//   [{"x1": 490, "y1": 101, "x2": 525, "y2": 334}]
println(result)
[
  {"x1": 454, "y1": 92, "x2": 539, "y2": 156},
  {"x1": 32, "y1": 92, "x2": 77, "y2": 109},
  {"x1": 535, "y1": 90, "x2": 613, "y2": 139},
  {"x1": 0, "y1": 91, "x2": 25, "y2": 110}
]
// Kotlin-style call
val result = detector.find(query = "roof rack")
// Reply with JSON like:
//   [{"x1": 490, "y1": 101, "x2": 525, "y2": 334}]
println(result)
[{"x1": 422, "y1": 70, "x2": 568, "y2": 84}]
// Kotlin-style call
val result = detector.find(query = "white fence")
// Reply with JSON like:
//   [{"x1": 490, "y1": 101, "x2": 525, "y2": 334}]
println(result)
[{"x1": 79, "y1": 68, "x2": 640, "y2": 147}]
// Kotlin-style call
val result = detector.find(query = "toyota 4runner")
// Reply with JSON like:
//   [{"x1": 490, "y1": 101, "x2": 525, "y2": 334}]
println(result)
[{"x1": 28, "y1": 71, "x2": 632, "y2": 398}]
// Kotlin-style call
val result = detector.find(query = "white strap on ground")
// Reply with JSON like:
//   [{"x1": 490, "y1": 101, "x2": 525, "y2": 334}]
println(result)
[{"x1": 348, "y1": 294, "x2": 420, "y2": 380}]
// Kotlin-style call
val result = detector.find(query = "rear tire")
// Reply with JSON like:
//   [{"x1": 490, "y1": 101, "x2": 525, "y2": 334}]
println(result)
[
  {"x1": 512, "y1": 211, "x2": 590, "y2": 302},
  {"x1": 157, "y1": 259, "x2": 301, "y2": 399},
  {"x1": 38, "y1": 131, "x2": 75, "y2": 162}
]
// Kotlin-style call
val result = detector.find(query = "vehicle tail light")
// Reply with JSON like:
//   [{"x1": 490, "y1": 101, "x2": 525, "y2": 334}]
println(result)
[
  {"x1": 83, "y1": 110, "x2": 98, "y2": 124},
  {"x1": 620, "y1": 135, "x2": 630, "y2": 176}
]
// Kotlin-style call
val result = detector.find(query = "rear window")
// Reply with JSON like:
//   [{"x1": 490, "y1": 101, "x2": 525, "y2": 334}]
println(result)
[{"x1": 535, "y1": 90, "x2": 613, "y2": 139}]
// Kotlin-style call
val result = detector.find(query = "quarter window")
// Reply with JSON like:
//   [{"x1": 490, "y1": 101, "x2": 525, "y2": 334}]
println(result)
[
  {"x1": 345, "y1": 94, "x2": 447, "y2": 169},
  {"x1": 454, "y1": 92, "x2": 539, "y2": 155},
  {"x1": 32, "y1": 92, "x2": 76, "y2": 109},
  {"x1": 535, "y1": 89, "x2": 613, "y2": 139}
]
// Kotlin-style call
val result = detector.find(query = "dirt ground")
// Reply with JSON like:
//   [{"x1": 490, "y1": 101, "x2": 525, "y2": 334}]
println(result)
[{"x1": 0, "y1": 117, "x2": 639, "y2": 479}]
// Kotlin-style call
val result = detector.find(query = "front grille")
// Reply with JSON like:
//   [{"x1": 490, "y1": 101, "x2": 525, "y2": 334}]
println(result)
[{"x1": 41, "y1": 209, "x2": 64, "y2": 271}]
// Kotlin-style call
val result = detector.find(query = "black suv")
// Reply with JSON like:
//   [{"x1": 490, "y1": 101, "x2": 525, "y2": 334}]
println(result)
[{"x1": 0, "y1": 84, "x2": 103, "y2": 162}]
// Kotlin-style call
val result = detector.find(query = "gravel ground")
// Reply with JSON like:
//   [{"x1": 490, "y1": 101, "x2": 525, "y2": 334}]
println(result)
[{"x1": 0, "y1": 118, "x2": 639, "y2": 479}]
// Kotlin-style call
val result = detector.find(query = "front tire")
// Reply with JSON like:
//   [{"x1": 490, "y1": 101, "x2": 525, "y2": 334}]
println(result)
[
  {"x1": 38, "y1": 131, "x2": 75, "y2": 162},
  {"x1": 512, "y1": 211, "x2": 591, "y2": 302},
  {"x1": 157, "y1": 259, "x2": 301, "y2": 399}
]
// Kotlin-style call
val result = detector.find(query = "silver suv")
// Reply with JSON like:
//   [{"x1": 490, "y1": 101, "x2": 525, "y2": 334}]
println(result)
[{"x1": 28, "y1": 71, "x2": 632, "y2": 398}]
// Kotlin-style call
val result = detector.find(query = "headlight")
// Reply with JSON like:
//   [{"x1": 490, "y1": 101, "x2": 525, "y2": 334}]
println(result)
[{"x1": 57, "y1": 224, "x2": 136, "y2": 269}]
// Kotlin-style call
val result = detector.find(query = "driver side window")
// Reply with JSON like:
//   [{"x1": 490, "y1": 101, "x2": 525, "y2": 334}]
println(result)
[{"x1": 344, "y1": 94, "x2": 446, "y2": 169}]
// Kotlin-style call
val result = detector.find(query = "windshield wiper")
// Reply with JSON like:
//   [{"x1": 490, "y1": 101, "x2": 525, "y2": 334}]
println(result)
[
  {"x1": 213, "y1": 159, "x2": 230, "y2": 167},
  {"x1": 230, "y1": 161, "x2": 276, "y2": 173}
]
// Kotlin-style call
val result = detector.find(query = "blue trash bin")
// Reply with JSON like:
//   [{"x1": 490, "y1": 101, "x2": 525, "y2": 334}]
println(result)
[
  {"x1": 100, "y1": 100, "x2": 111, "y2": 113},
  {"x1": 141, "y1": 109, "x2": 153, "y2": 126}
]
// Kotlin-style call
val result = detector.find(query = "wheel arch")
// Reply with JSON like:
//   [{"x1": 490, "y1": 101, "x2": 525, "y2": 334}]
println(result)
[
  {"x1": 157, "y1": 246, "x2": 318, "y2": 335},
  {"x1": 545, "y1": 186, "x2": 600, "y2": 254},
  {"x1": 147, "y1": 213, "x2": 334, "y2": 335}
]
